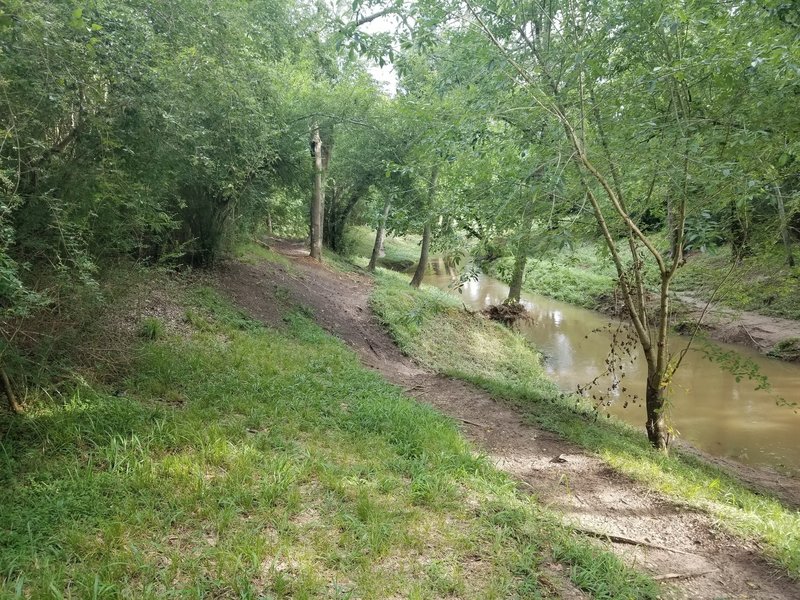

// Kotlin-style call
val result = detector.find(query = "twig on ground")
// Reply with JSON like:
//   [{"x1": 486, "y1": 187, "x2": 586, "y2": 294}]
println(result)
[
  {"x1": 654, "y1": 570, "x2": 715, "y2": 581},
  {"x1": 365, "y1": 338, "x2": 382, "y2": 358},
  {"x1": 574, "y1": 528, "x2": 699, "y2": 556}
]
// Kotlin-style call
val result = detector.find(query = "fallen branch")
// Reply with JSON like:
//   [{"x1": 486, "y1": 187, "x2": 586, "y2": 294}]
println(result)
[
  {"x1": 1, "y1": 367, "x2": 22, "y2": 414},
  {"x1": 403, "y1": 384, "x2": 424, "y2": 393},
  {"x1": 574, "y1": 528, "x2": 698, "y2": 556},
  {"x1": 365, "y1": 338, "x2": 382, "y2": 358},
  {"x1": 653, "y1": 570, "x2": 715, "y2": 581},
  {"x1": 740, "y1": 324, "x2": 766, "y2": 350}
]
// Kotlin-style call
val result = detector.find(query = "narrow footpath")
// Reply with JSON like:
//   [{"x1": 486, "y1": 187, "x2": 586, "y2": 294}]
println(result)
[{"x1": 213, "y1": 239, "x2": 798, "y2": 600}]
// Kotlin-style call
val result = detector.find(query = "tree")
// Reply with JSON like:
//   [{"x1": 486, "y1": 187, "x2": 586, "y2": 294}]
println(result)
[{"x1": 348, "y1": 0, "x2": 794, "y2": 449}]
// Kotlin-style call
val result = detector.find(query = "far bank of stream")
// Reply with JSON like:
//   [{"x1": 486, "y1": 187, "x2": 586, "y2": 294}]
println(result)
[{"x1": 421, "y1": 259, "x2": 800, "y2": 476}]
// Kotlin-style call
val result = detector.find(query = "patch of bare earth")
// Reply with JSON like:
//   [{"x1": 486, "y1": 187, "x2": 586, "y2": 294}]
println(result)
[
  {"x1": 212, "y1": 238, "x2": 799, "y2": 600},
  {"x1": 674, "y1": 292, "x2": 800, "y2": 358}
]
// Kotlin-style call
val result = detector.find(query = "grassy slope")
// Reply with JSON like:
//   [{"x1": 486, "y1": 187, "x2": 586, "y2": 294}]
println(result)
[
  {"x1": 369, "y1": 268, "x2": 800, "y2": 578},
  {"x1": 671, "y1": 248, "x2": 800, "y2": 320},
  {"x1": 0, "y1": 270, "x2": 658, "y2": 599}
]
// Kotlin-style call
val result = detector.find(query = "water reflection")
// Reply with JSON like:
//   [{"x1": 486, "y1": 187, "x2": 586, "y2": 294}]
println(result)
[{"x1": 423, "y1": 260, "x2": 800, "y2": 475}]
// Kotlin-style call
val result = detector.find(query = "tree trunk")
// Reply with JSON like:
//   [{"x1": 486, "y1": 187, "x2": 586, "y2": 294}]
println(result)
[
  {"x1": 410, "y1": 221, "x2": 432, "y2": 289},
  {"x1": 310, "y1": 125, "x2": 325, "y2": 261},
  {"x1": 1, "y1": 367, "x2": 22, "y2": 414},
  {"x1": 506, "y1": 252, "x2": 527, "y2": 303},
  {"x1": 775, "y1": 183, "x2": 795, "y2": 267},
  {"x1": 666, "y1": 196, "x2": 679, "y2": 258},
  {"x1": 506, "y1": 202, "x2": 535, "y2": 303},
  {"x1": 729, "y1": 200, "x2": 751, "y2": 263},
  {"x1": 326, "y1": 191, "x2": 363, "y2": 252},
  {"x1": 368, "y1": 198, "x2": 391, "y2": 272},
  {"x1": 410, "y1": 166, "x2": 439, "y2": 289},
  {"x1": 645, "y1": 371, "x2": 668, "y2": 452}
]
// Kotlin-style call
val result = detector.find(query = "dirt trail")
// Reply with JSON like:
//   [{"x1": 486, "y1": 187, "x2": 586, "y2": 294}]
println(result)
[{"x1": 214, "y1": 239, "x2": 799, "y2": 600}]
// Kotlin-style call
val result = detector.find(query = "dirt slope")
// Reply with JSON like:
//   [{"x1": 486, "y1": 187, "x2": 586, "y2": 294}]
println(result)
[{"x1": 213, "y1": 240, "x2": 799, "y2": 600}]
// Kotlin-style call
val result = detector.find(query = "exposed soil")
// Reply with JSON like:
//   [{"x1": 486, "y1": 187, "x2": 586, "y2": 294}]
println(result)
[
  {"x1": 213, "y1": 238, "x2": 800, "y2": 600},
  {"x1": 674, "y1": 293, "x2": 800, "y2": 360}
]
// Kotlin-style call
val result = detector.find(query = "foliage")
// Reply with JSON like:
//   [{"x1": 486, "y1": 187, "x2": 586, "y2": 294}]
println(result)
[
  {"x1": 137, "y1": 317, "x2": 165, "y2": 341},
  {"x1": 346, "y1": 225, "x2": 422, "y2": 270},
  {"x1": 673, "y1": 250, "x2": 800, "y2": 320}
]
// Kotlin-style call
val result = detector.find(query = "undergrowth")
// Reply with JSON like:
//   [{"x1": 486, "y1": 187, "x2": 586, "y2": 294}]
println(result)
[
  {"x1": 369, "y1": 268, "x2": 800, "y2": 579},
  {"x1": 0, "y1": 274, "x2": 657, "y2": 599}
]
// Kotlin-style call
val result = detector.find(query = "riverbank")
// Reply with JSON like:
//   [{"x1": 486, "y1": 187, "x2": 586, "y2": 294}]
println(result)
[
  {"x1": 346, "y1": 227, "x2": 800, "y2": 361},
  {"x1": 227, "y1": 238, "x2": 799, "y2": 598},
  {"x1": 483, "y1": 245, "x2": 800, "y2": 361},
  {"x1": 0, "y1": 261, "x2": 659, "y2": 598}
]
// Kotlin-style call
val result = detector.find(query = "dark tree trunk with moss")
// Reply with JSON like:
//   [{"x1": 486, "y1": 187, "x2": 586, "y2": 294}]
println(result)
[
  {"x1": 645, "y1": 374, "x2": 668, "y2": 451},
  {"x1": 729, "y1": 199, "x2": 751, "y2": 263},
  {"x1": 368, "y1": 198, "x2": 391, "y2": 272},
  {"x1": 410, "y1": 167, "x2": 439, "y2": 289},
  {"x1": 325, "y1": 187, "x2": 366, "y2": 253},
  {"x1": 506, "y1": 252, "x2": 527, "y2": 303},
  {"x1": 506, "y1": 203, "x2": 535, "y2": 303},
  {"x1": 775, "y1": 183, "x2": 795, "y2": 267},
  {"x1": 410, "y1": 221, "x2": 431, "y2": 289}
]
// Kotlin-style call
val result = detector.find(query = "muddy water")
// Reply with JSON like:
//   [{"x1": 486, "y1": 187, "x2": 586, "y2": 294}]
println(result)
[{"x1": 422, "y1": 260, "x2": 800, "y2": 475}]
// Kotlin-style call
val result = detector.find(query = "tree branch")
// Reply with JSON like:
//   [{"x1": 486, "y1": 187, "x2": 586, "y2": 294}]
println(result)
[{"x1": 354, "y1": 6, "x2": 396, "y2": 27}]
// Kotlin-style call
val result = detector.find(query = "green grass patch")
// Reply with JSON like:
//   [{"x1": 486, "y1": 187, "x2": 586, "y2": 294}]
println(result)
[
  {"x1": 0, "y1": 277, "x2": 657, "y2": 598},
  {"x1": 346, "y1": 226, "x2": 423, "y2": 271},
  {"x1": 369, "y1": 268, "x2": 800, "y2": 578},
  {"x1": 768, "y1": 337, "x2": 800, "y2": 362},
  {"x1": 370, "y1": 269, "x2": 556, "y2": 395},
  {"x1": 234, "y1": 241, "x2": 294, "y2": 270}
]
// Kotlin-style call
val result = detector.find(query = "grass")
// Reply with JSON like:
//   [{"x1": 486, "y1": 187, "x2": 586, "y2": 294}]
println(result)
[
  {"x1": 345, "y1": 226, "x2": 423, "y2": 271},
  {"x1": 234, "y1": 241, "x2": 294, "y2": 270},
  {"x1": 369, "y1": 270, "x2": 554, "y2": 394},
  {"x1": 0, "y1": 273, "x2": 658, "y2": 598},
  {"x1": 490, "y1": 250, "x2": 617, "y2": 309},
  {"x1": 368, "y1": 268, "x2": 800, "y2": 578}
]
